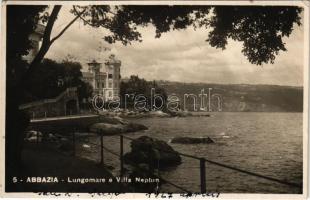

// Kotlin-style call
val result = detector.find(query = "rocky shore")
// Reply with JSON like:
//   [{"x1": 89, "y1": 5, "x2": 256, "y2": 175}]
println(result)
[
  {"x1": 89, "y1": 119, "x2": 148, "y2": 135},
  {"x1": 124, "y1": 136, "x2": 182, "y2": 168},
  {"x1": 98, "y1": 109, "x2": 211, "y2": 118},
  {"x1": 171, "y1": 136, "x2": 215, "y2": 144}
]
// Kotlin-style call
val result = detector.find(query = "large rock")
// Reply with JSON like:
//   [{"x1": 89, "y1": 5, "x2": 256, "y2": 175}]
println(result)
[
  {"x1": 119, "y1": 110, "x2": 170, "y2": 118},
  {"x1": 148, "y1": 110, "x2": 170, "y2": 118},
  {"x1": 124, "y1": 136, "x2": 181, "y2": 168},
  {"x1": 126, "y1": 123, "x2": 148, "y2": 132},
  {"x1": 89, "y1": 122, "x2": 147, "y2": 135},
  {"x1": 89, "y1": 123, "x2": 127, "y2": 135},
  {"x1": 171, "y1": 136, "x2": 214, "y2": 144},
  {"x1": 97, "y1": 115, "x2": 128, "y2": 125},
  {"x1": 168, "y1": 110, "x2": 193, "y2": 117}
]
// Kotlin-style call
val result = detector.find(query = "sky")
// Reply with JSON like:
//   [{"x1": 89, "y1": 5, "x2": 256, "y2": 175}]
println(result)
[{"x1": 45, "y1": 6, "x2": 304, "y2": 86}]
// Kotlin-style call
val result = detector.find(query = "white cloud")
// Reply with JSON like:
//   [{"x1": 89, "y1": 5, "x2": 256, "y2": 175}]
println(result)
[{"x1": 46, "y1": 5, "x2": 304, "y2": 86}]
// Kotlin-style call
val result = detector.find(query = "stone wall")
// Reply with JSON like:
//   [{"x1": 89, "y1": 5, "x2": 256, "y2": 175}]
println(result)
[{"x1": 20, "y1": 87, "x2": 80, "y2": 119}]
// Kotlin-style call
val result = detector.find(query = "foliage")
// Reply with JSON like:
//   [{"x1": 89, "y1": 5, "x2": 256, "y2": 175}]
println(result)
[
  {"x1": 6, "y1": 5, "x2": 303, "y2": 87},
  {"x1": 6, "y1": 5, "x2": 48, "y2": 187},
  {"x1": 6, "y1": 5, "x2": 47, "y2": 86},
  {"x1": 24, "y1": 59, "x2": 93, "y2": 102},
  {"x1": 120, "y1": 75, "x2": 167, "y2": 110},
  {"x1": 207, "y1": 6, "x2": 302, "y2": 65},
  {"x1": 73, "y1": 5, "x2": 302, "y2": 65}
]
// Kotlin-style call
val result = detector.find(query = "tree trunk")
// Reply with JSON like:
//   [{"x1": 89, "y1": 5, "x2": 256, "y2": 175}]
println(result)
[
  {"x1": 6, "y1": 6, "x2": 62, "y2": 191},
  {"x1": 21, "y1": 5, "x2": 62, "y2": 85}
]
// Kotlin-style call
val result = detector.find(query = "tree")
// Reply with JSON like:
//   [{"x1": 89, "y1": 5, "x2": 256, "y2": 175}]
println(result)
[
  {"x1": 6, "y1": 5, "x2": 47, "y2": 85},
  {"x1": 14, "y1": 5, "x2": 301, "y2": 85},
  {"x1": 24, "y1": 58, "x2": 93, "y2": 102},
  {"x1": 78, "y1": 82, "x2": 93, "y2": 105},
  {"x1": 72, "y1": 5, "x2": 302, "y2": 65},
  {"x1": 120, "y1": 75, "x2": 167, "y2": 110},
  {"x1": 7, "y1": 5, "x2": 302, "y2": 88},
  {"x1": 207, "y1": 6, "x2": 302, "y2": 65},
  {"x1": 6, "y1": 5, "x2": 48, "y2": 191}
]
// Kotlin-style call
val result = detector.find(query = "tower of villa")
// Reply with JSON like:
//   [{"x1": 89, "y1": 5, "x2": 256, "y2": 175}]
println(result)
[{"x1": 82, "y1": 54, "x2": 121, "y2": 101}]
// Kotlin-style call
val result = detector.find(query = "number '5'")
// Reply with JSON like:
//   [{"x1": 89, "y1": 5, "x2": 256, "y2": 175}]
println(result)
[{"x1": 12, "y1": 177, "x2": 17, "y2": 183}]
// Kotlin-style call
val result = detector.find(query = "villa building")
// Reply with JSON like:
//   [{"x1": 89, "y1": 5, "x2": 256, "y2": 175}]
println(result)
[{"x1": 82, "y1": 54, "x2": 121, "y2": 101}]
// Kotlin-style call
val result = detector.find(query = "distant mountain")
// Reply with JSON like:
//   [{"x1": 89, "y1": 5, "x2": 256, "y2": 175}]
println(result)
[{"x1": 156, "y1": 81, "x2": 303, "y2": 112}]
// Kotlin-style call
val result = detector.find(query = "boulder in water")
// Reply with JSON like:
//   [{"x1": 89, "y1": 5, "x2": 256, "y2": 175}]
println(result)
[
  {"x1": 124, "y1": 136, "x2": 181, "y2": 168},
  {"x1": 89, "y1": 123, "x2": 126, "y2": 135},
  {"x1": 89, "y1": 122, "x2": 148, "y2": 135},
  {"x1": 126, "y1": 123, "x2": 148, "y2": 132},
  {"x1": 171, "y1": 136, "x2": 214, "y2": 144},
  {"x1": 149, "y1": 110, "x2": 170, "y2": 117},
  {"x1": 168, "y1": 110, "x2": 193, "y2": 117},
  {"x1": 98, "y1": 116, "x2": 129, "y2": 125}
]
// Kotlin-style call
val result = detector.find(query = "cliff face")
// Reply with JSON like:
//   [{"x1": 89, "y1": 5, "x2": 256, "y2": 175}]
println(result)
[{"x1": 158, "y1": 81, "x2": 303, "y2": 112}]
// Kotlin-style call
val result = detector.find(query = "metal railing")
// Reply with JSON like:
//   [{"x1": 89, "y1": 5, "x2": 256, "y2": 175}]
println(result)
[
  {"x1": 120, "y1": 135, "x2": 302, "y2": 193},
  {"x1": 29, "y1": 131, "x2": 302, "y2": 193}
]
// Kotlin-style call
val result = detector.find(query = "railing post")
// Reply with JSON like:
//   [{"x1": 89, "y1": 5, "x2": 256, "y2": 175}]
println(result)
[
  {"x1": 148, "y1": 146, "x2": 154, "y2": 175},
  {"x1": 200, "y1": 158, "x2": 206, "y2": 193},
  {"x1": 72, "y1": 131, "x2": 76, "y2": 156},
  {"x1": 100, "y1": 133, "x2": 104, "y2": 165},
  {"x1": 120, "y1": 135, "x2": 124, "y2": 176},
  {"x1": 36, "y1": 131, "x2": 39, "y2": 145}
]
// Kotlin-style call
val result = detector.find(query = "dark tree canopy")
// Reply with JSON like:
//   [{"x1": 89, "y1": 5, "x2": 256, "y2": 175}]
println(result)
[
  {"x1": 6, "y1": 5, "x2": 47, "y2": 85},
  {"x1": 73, "y1": 5, "x2": 302, "y2": 65},
  {"x1": 6, "y1": 5, "x2": 303, "y2": 103},
  {"x1": 6, "y1": 5, "x2": 303, "y2": 87},
  {"x1": 208, "y1": 6, "x2": 302, "y2": 65},
  {"x1": 24, "y1": 59, "x2": 93, "y2": 102},
  {"x1": 6, "y1": 5, "x2": 47, "y2": 186},
  {"x1": 120, "y1": 75, "x2": 167, "y2": 110}
]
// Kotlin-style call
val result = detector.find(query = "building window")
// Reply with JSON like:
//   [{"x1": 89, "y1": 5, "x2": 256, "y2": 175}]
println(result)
[
  {"x1": 97, "y1": 82, "x2": 100, "y2": 89},
  {"x1": 109, "y1": 91, "x2": 112, "y2": 97},
  {"x1": 108, "y1": 82, "x2": 112, "y2": 88},
  {"x1": 108, "y1": 74, "x2": 113, "y2": 79},
  {"x1": 101, "y1": 82, "x2": 104, "y2": 88}
]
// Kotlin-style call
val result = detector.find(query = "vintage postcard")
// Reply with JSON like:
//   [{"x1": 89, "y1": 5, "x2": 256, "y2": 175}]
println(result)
[{"x1": 0, "y1": 0, "x2": 309, "y2": 199}]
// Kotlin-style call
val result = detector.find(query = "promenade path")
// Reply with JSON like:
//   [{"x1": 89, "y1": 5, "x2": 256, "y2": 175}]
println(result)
[
  {"x1": 28, "y1": 114, "x2": 102, "y2": 134},
  {"x1": 13, "y1": 143, "x2": 125, "y2": 193},
  {"x1": 30, "y1": 114, "x2": 98, "y2": 122}
]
